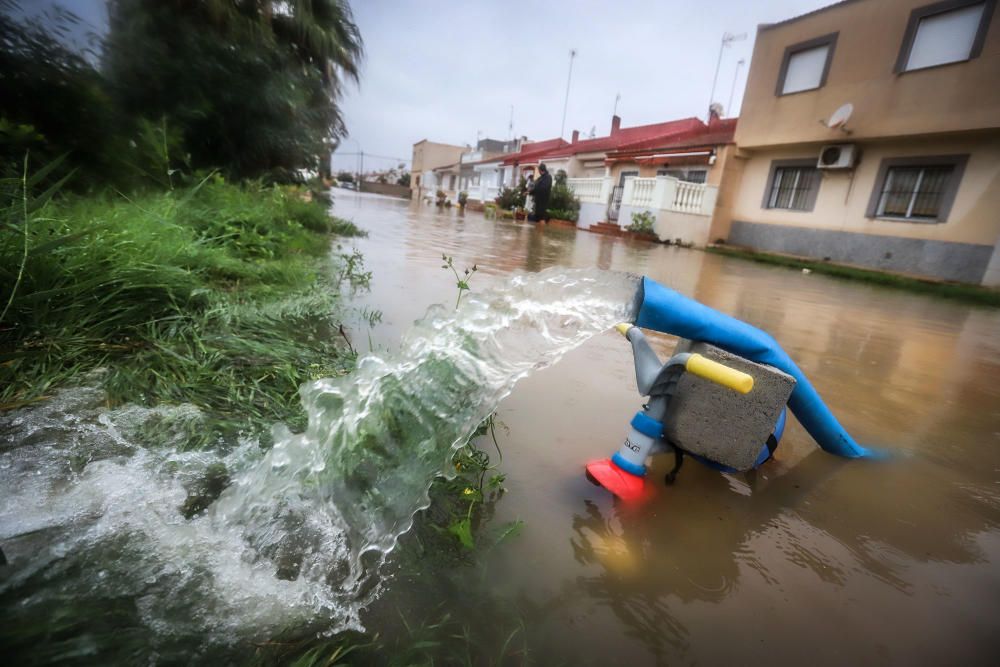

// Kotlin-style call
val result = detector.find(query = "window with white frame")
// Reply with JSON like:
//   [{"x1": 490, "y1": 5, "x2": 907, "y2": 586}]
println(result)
[
  {"x1": 764, "y1": 163, "x2": 820, "y2": 211},
  {"x1": 867, "y1": 156, "x2": 967, "y2": 222},
  {"x1": 776, "y1": 33, "x2": 838, "y2": 95},
  {"x1": 899, "y1": 1, "x2": 992, "y2": 71}
]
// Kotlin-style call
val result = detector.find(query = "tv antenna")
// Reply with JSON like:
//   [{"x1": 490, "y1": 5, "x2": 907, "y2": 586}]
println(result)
[
  {"x1": 708, "y1": 32, "x2": 747, "y2": 121},
  {"x1": 560, "y1": 48, "x2": 577, "y2": 138}
]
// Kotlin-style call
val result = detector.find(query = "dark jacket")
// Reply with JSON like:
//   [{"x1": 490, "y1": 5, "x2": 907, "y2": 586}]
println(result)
[{"x1": 532, "y1": 172, "x2": 552, "y2": 213}]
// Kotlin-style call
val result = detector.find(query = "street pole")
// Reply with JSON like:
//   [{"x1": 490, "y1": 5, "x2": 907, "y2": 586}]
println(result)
[
  {"x1": 560, "y1": 48, "x2": 577, "y2": 138},
  {"x1": 708, "y1": 32, "x2": 746, "y2": 120},
  {"x1": 727, "y1": 58, "x2": 746, "y2": 117}
]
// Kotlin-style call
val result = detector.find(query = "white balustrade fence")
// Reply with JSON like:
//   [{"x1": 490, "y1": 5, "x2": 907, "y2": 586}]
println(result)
[
  {"x1": 565, "y1": 177, "x2": 605, "y2": 203},
  {"x1": 672, "y1": 181, "x2": 707, "y2": 213},
  {"x1": 629, "y1": 178, "x2": 657, "y2": 208}
]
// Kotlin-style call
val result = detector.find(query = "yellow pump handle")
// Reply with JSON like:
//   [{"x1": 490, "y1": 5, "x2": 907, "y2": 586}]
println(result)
[
  {"x1": 685, "y1": 353, "x2": 754, "y2": 394},
  {"x1": 614, "y1": 323, "x2": 633, "y2": 337}
]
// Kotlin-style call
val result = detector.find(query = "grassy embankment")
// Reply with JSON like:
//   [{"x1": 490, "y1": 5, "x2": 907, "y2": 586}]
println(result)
[
  {"x1": 707, "y1": 245, "x2": 1000, "y2": 307},
  {"x1": 1, "y1": 170, "x2": 529, "y2": 665},
  {"x1": 0, "y1": 169, "x2": 367, "y2": 442}
]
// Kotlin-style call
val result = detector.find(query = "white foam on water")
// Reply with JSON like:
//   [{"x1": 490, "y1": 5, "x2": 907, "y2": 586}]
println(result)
[{"x1": 0, "y1": 268, "x2": 639, "y2": 650}]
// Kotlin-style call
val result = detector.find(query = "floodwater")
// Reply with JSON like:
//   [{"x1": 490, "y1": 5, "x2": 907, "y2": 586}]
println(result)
[{"x1": 336, "y1": 192, "x2": 1000, "y2": 665}]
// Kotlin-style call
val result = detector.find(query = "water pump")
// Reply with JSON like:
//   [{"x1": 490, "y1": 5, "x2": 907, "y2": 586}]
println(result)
[{"x1": 585, "y1": 323, "x2": 759, "y2": 502}]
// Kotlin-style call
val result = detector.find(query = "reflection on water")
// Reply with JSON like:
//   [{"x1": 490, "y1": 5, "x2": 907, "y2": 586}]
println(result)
[{"x1": 339, "y1": 192, "x2": 1000, "y2": 664}]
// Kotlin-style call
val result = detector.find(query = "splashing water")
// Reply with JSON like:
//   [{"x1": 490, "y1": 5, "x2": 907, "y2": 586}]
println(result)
[{"x1": 0, "y1": 268, "x2": 639, "y2": 652}]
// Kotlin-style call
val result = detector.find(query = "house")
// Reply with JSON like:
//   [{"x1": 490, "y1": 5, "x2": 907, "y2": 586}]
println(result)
[
  {"x1": 723, "y1": 0, "x2": 1000, "y2": 286},
  {"x1": 556, "y1": 113, "x2": 740, "y2": 245},
  {"x1": 500, "y1": 137, "x2": 571, "y2": 184},
  {"x1": 544, "y1": 115, "x2": 705, "y2": 179},
  {"x1": 410, "y1": 139, "x2": 467, "y2": 201},
  {"x1": 457, "y1": 138, "x2": 519, "y2": 204}
]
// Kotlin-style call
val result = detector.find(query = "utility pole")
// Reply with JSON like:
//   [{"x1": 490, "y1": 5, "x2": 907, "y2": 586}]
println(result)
[
  {"x1": 727, "y1": 58, "x2": 746, "y2": 117},
  {"x1": 560, "y1": 48, "x2": 577, "y2": 138},
  {"x1": 708, "y1": 32, "x2": 746, "y2": 120}
]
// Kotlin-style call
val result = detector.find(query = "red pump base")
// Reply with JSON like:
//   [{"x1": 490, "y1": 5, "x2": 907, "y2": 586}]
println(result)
[{"x1": 585, "y1": 458, "x2": 652, "y2": 503}]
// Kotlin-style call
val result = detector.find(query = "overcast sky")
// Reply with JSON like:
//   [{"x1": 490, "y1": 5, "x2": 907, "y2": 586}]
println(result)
[
  {"x1": 333, "y1": 0, "x2": 835, "y2": 172},
  {"x1": 25, "y1": 0, "x2": 837, "y2": 173}
]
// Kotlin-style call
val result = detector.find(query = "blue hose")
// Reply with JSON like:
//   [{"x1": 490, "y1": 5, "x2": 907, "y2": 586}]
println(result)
[{"x1": 635, "y1": 276, "x2": 884, "y2": 460}]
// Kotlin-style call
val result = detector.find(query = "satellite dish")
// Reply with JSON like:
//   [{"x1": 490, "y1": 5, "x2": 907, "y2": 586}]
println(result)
[{"x1": 826, "y1": 103, "x2": 854, "y2": 129}]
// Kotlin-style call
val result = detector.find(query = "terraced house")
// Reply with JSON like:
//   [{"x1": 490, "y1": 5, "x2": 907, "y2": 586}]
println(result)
[{"x1": 724, "y1": 0, "x2": 1000, "y2": 285}]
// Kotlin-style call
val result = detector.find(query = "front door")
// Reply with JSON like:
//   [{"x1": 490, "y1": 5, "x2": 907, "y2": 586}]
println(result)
[{"x1": 608, "y1": 170, "x2": 638, "y2": 222}]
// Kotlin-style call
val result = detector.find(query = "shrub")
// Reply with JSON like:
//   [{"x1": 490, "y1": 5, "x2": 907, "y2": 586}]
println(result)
[
  {"x1": 494, "y1": 182, "x2": 525, "y2": 211},
  {"x1": 547, "y1": 208, "x2": 577, "y2": 222},
  {"x1": 547, "y1": 170, "x2": 580, "y2": 221},
  {"x1": 457, "y1": 191, "x2": 468, "y2": 206},
  {"x1": 627, "y1": 210, "x2": 656, "y2": 234}
]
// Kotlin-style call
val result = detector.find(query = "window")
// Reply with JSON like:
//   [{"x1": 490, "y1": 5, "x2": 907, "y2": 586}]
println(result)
[
  {"x1": 896, "y1": 0, "x2": 995, "y2": 72},
  {"x1": 866, "y1": 155, "x2": 967, "y2": 222},
  {"x1": 775, "y1": 33, "x2": 838, "y2": 95},
  {"x1": 763, "y1": 160, "x2": 820, "y2": 211},
  {"x1": 657, "y1": 168, "x2": 708, "y2": 183}
]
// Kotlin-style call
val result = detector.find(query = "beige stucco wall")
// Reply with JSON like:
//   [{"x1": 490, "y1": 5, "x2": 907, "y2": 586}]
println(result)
[
  {"x1": 708, "y1": 144, "x2": 746, "y2": 241},
  {"x1": 411, "y1": 141, "x2": 466, "y2": 196},
  {"x1": 729, "y1": 133, "x2": 1000, "y2": 246},
  {"x1": 737, "y1": 0, "x2": 1000, "y2": 149}
]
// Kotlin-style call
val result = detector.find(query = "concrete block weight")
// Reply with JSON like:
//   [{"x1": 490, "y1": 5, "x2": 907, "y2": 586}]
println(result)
[{"x1": 664, "y1": 339, "x2": 796, "y2": 471}]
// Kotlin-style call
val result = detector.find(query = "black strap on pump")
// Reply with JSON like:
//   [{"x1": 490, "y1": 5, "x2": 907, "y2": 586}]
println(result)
[{"x1": 664, "y1": 447, "x2": 684, "y2": 485}]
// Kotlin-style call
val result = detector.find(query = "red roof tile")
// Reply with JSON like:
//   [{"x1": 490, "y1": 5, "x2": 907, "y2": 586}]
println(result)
[
  {"x1": 609, "y1": 118, "x2": 737, "y2": 155},
  {"x1": 540, "y1": 117, "x2": 706, "y2": 159}
]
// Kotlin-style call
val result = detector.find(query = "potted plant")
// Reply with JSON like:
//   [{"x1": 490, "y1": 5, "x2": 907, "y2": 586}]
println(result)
[
  {"x1": 626, "y1": 210, "x2": 659, "y2": 242},
  {"x1": 435, "y1": 189, "x2": 447, "y2": 206},
  {"x1": 457, "y1": 191, "x2": 469, "y2": 208}
]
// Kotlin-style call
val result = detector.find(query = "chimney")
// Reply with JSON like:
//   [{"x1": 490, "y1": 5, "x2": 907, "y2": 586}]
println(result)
[
  {"x1": 611, "y1": 115, "x2": 622, "y2": 136},
  {"x1": 708, "y1": 103, "x2": 723, "y2": 126},
  {"x1": 571, "y1": 130, "x2": 579, "y2": 144}
]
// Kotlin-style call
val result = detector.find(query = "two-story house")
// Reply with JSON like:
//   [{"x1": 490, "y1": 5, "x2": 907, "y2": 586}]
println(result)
[
  {"x1": 410, "y1": 139, "x2": 467, "y2": 201},
  {"x1": 724, "y1": 0, "x2": 1000, "y2": 285}
]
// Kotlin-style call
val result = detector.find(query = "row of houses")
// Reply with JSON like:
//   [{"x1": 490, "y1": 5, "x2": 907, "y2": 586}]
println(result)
[{"x1": 411, "y1": 0, "x2": 1000, "y2": 287}]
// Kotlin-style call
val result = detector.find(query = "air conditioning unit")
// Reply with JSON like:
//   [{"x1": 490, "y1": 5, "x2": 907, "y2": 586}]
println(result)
[{"x1": 817, "y1": 144, "x2": 857, "y2": 169}]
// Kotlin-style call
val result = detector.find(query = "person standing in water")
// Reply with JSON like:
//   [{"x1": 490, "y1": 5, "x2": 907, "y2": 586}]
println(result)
[{"x1": 530, "y1": 163, "x2": 552, "y2": 223}]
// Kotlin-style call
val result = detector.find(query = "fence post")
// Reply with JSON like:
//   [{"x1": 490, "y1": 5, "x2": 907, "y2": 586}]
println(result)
[{"x1": 701, "y1": 185, "x2": 719, "y2": 215}]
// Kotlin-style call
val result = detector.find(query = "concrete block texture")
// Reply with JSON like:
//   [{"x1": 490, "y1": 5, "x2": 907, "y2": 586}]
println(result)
[{"x1": 664, "y1": 339, "x2": 796, "y2": 471}]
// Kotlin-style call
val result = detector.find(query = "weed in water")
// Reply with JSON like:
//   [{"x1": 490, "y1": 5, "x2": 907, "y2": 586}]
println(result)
[{"x1": 440, "y1": 254, "x2": 478, "y2": 310}]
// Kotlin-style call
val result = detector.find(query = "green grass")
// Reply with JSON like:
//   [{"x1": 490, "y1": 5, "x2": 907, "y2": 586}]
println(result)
[
  {"x1": 0, "y1": 173, "x2": 367, "y2": 443},
  {"x1": 707, "y1": 245, "x2": 1000, "y2": 307}
]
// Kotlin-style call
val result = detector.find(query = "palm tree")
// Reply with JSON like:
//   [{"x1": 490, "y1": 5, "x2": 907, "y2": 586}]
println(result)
[{"x1": 104, "y1": 0, "x2": 364, "y2": 179}]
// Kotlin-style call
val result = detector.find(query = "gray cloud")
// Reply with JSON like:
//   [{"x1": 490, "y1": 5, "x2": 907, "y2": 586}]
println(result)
[{"x1": 332, "y1": 0, "x2": 834, "y2": 172}]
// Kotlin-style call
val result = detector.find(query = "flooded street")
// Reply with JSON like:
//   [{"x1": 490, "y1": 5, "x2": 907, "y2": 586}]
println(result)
[{"x1": 338, "y1": 191, "x2": 1000, "y2": 665}]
